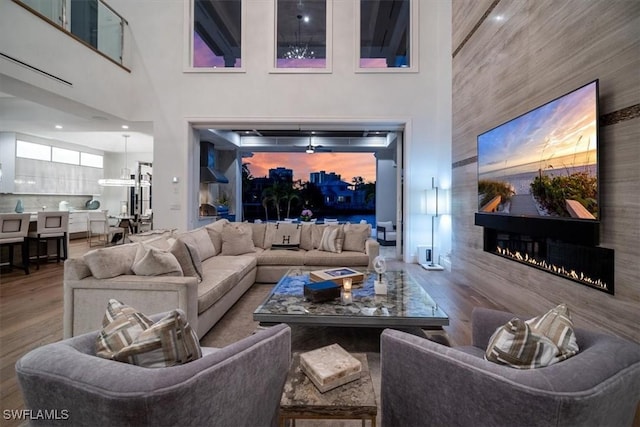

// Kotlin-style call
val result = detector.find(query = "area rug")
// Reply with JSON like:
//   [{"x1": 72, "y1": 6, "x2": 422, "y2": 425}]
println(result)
[{"x1": 200, "y1": 283, "x2": 384, "y2": 426}]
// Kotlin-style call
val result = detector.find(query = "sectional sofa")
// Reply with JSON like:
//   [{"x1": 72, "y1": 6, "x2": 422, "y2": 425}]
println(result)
[{"x1": 64, "y1": 220, "x2": 379, "y2": 339}]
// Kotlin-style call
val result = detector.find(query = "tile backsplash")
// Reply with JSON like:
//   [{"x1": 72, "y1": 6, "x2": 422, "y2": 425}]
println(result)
[{"x1": 0, "y1": 194, "x2": 94, "y2": 213}]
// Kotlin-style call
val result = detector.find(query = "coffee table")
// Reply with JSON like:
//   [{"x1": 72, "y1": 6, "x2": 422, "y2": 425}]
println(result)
[
  {"x1": 279, "y1": 352, "x2": 377, "y2": 427},
  {"x1": 253, "y1": 268, "x2": 449, "y2": 329}
]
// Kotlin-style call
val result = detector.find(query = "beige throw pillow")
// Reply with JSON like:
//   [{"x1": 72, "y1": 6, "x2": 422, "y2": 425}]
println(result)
[
  {"x1": 179, "y1": 228, "x2": 216, "y2": 261},
  {"x1": 342, "y1": 223, "x2": 370, "y2": 253},
  {"x1": 170, "y1": 239, "x2": 203, "y2": 281},
  {"x1": 205, "y1": 219, "x2": 230, "y2": 256},
  {"x1": 221, "y1": 223, "x2": 255, "y2": 255},
  {"x1": 131, "y1": 244, "x2": 183, "y2": 277},
  {"x1": 83, "y1": 244, "x2": 138, "y2": 279}
]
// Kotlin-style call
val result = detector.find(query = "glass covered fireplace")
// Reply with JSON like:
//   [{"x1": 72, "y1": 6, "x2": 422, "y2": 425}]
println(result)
[{"x1": 476, "y1": 214, "x2": 615, "y2": 295}]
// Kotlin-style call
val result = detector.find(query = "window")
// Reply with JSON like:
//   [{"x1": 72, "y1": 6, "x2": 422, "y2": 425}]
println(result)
[
  {"x1": 16, "y1": 140, "x2": 51, "y2": 161},
  {"x1": 274, "y1": 0, "x2": 331, "y2": 71},
  {"x1": 191, "y1": 0, "x2": 242, "y2": 69},
  {"x1": 357, "y1": 0, "x2": 417, "y2": 71},
  {"x1": 52, "y1": 147, "x2": 80, "y2": 165},
  {"x1": 81, "y1": 152, "x2": 104, "y2": 168}
]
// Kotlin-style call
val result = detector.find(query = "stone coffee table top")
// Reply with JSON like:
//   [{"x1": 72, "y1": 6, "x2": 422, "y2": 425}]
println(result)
[
  {"x1": 253, "y1": 269, "x2": 449, "y2": 329},
  {"x1": 279, "y1": 352, "x2": 377, "y2": 425}
]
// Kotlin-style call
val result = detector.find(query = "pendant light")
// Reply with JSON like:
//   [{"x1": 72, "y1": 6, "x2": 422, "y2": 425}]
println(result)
[{"x1": 98, "y1": 134, "x2": 135, "y2": 187}]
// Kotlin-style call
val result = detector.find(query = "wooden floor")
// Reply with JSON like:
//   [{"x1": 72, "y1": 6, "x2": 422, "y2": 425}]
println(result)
[{"x1": 0, "y1": 239, "x2": 507, "y2": 426}]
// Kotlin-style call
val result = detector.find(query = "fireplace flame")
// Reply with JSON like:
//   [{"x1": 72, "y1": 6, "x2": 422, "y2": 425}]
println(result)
[{"x1": 496, "y1": 247, "x2": 608, "y2": 291}]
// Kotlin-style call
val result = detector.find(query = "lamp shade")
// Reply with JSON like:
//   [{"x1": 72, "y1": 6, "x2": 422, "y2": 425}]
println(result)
[{"x1": 425, "y1": 187, "x2": 450, "y2": 216}]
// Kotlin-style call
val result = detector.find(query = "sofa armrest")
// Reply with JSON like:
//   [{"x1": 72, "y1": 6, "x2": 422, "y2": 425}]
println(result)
[
  {"x1": 365, "y1": 238, "x2": 379, "y2": 267},
  {"x1": 64, "y1": 274, "x2": 199, "y2": 339}
]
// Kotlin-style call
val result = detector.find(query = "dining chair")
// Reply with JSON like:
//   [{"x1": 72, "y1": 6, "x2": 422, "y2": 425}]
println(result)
[
  {"x1": 27, "y1": 211, "x2": 69, "y2": 269},
  {"x1": 0, "y1": 213, "x2": 31, "y2": 274},
  {"x1": 87, "y1": 211, "x2": 117, "y2": 247}
]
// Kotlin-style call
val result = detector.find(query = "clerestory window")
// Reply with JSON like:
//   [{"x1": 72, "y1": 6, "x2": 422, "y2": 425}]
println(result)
[{"x1": 191, "y1": 0, "x2": 243, "y2": 69}]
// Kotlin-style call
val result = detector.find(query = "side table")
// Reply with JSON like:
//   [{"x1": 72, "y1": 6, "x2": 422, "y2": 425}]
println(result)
[{"x1": 279, "y1": 352, "x2": 377, "y2": 427}]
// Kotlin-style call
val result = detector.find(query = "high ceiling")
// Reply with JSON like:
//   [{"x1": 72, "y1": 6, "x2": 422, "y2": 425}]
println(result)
[{"x1": 1, "y1": 0, "x2": 408, "y2": 154}]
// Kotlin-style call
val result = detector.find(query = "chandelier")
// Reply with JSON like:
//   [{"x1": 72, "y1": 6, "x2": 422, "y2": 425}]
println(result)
[{"x1": 282, "y1": 14, "x2": 315, "y2": 60}]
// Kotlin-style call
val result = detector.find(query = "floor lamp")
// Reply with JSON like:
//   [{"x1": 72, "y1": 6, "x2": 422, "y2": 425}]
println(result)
[{"x1": 421, "y1": 177, "x2": 449, "y2": 271}]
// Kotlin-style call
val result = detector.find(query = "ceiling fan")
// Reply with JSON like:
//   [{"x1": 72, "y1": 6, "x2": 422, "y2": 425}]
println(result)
[{"x1": 304, "y1": 135, "x2": 331, "y2": 153}]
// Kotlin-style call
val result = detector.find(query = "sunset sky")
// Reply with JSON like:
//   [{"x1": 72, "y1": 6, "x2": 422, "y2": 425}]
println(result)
[
  {"x1": 244, "y1": 152, "x2": 377, "y2": 183},
  {"x1": 478, "y1": 81, "x2": 598, "y2": 175}
]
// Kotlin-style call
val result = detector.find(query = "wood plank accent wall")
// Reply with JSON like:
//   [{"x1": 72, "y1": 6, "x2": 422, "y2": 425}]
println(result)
[{"x1": 451, "y1": 0, "x2": 640, "y2": 342}]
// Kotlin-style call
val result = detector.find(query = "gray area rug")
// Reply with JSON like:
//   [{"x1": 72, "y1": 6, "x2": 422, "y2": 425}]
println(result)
[{"x1": 200, "y1": 283, "x2": 385, "y2": 426}]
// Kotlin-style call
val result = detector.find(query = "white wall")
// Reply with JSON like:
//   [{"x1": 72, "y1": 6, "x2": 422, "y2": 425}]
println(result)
[{"x1": 1, "y1": 0, "x2": 452, "y2": 262}]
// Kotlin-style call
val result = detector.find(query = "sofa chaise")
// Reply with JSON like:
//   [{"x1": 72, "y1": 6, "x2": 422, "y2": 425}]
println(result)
[{"x1": 64, "y1": 220, "x2": 379, "y2": 339}]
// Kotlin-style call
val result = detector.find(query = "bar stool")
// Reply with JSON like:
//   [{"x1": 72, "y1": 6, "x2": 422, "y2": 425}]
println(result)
[
  {"x1": 27, "y1": 211, "x2": 69, "y2": 270},
  {"x1": 0, "y1": 213, "x2": 31, "y2": 275}
]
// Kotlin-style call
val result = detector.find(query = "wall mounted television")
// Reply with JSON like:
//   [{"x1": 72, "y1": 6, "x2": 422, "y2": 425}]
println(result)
[{"x1": 477, "y1": 80, "x2": 600, "y2": 232}]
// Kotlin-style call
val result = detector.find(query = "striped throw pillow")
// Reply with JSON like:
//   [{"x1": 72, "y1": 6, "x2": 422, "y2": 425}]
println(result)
[
  {"x1": 96, "y1": 299, "x2": 202, "y2": 368},
  {"x1": 318, "y1": 226, "x2": 343, "y2": 253},
  {"x1": 485, "y1": 304, "x2": 579, "y2": 369}
]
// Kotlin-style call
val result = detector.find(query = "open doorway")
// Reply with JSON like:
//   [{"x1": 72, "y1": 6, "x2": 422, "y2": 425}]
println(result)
[{"x1": 193, "y1": 123, "x2": 403, "y2": 259}]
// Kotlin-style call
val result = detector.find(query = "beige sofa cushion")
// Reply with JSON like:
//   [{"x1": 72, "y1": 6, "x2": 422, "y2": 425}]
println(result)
[
  {"x1": 179, "y1": 228, "x2": 216, "y2": 261},
  {"x1": 197, "y1": 269, "x2": 239, "y2": 314},
  {"x1": 304, "y1": 249, "x2": 370, "y2": 266},
  {"x1": 83, "y1": 244, "x2": 138, "y2": 279},
  {"x1": 342, "y1": 223, "x2": 371, "y2": 253},
  {"x1": 221, "y1": 222, "x2": 255, "y2": 255},
  {"x1": 205, "y1": 219, "x2": 229, "y2": 255},
  {"x1": 257, "y1": 248, "x2": 306, "y2": 266},
  {"x1": 203, "y1": 255, "x2": 257, "y2": 279}
]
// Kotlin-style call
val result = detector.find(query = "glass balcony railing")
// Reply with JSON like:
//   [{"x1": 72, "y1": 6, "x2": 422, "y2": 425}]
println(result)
[{"x1": 14, "y1": 0, "x2": 129, "y2": 68}]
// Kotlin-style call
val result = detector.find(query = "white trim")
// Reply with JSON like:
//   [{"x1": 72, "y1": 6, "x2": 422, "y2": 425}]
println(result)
[
  {"x1": 270, "y1": 0, "x2": 333, "y2": 74},
  {"x1": 184, "y1": 0, "x2": 246, "y2": 73},
  {"x1": 354, "y1": 0, "x2": 419, "y2": 73}
]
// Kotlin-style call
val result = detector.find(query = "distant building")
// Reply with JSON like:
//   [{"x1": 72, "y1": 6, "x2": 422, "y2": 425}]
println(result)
[
  {"x1": 310, "y1": 170, "x2": 341, "y2": 185},
  {"x1": 269, "y1": 167, "x2": 293, "y2": 183}
]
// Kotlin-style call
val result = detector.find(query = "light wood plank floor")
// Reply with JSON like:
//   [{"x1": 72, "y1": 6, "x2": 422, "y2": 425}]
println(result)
[{"x1": 0, "y1": 239, "x2": 507, "y2": 427}]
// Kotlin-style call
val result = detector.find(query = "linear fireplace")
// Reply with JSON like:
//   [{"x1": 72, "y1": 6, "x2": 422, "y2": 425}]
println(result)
[{"x1": 476, "y1": 214, "x2": 614, "y2": 294}]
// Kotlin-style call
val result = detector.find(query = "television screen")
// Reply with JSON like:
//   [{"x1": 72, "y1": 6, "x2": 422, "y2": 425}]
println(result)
[{"x1": 477, "y1": 80, "x2": 599, "y2": 221}]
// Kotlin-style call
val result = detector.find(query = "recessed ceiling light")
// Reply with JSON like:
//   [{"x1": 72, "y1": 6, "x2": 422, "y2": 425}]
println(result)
[
  {"x1": 122, "y1": 125, "x2": 129, "y2": 129},
  {"x1": 495, "y1": 15, "x2": 504, "y2": 21},
  {"x1": 303, "y1": 15, "x2": 310, "y2": 23},
  {"x1": 55, "y1": 125, "x2": 62, "y2": 129}
]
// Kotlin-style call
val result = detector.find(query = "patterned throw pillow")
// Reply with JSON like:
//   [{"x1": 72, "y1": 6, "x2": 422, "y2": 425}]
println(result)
[
  {"x1": 318, "y1": 226, "x2": 343, "y2": 253},
  {"x1": 267, "y1": 222, "x2": 302, "y2": 250},
  {"x1": 96, "y1": 299, "x2": 202, "y2": 368},
  {"x1": 485, "y1": 304, "x2": 579, "y2": 369},
  {"x1": 526, "y1": 303, "x2": 579, "y2": 358}
]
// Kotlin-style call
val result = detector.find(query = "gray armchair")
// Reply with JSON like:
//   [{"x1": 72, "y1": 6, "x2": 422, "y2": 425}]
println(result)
[
  {"x1": 16, "y1": 318, "x2": 291, "y2": 427},
  {"x1": 381, "y1": 307, "x2": 640, "y2": 427}
]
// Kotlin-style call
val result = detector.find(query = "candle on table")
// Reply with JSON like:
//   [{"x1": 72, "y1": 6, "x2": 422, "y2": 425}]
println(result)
[{"x1": 343, "y1": 278, "x2": 352, "y2": 291}]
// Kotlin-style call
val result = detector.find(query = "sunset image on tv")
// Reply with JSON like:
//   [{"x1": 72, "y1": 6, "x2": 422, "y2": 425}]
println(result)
[{"x1": 477, "y1": 81, "x2": 598, "y2": 220}]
